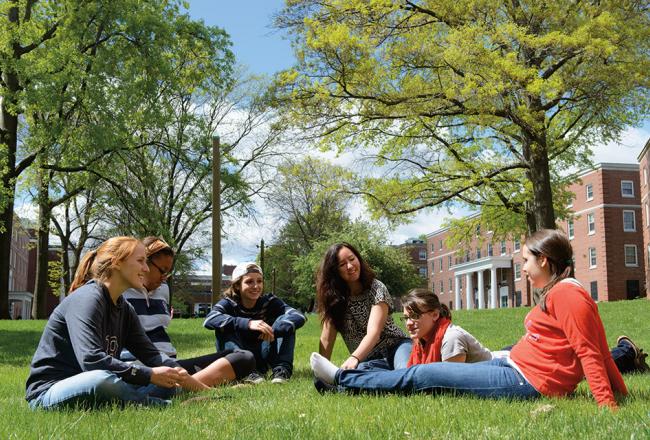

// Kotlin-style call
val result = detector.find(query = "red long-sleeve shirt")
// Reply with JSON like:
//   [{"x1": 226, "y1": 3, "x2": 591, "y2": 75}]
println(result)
[{"x1": 510, "y1": 279, "x2": 627, "y2": 408}]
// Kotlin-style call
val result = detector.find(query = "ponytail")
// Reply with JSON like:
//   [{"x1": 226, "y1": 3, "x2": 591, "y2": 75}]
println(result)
[{"x1": 70, "y1": 249, "x2": 97, "y2": 292}]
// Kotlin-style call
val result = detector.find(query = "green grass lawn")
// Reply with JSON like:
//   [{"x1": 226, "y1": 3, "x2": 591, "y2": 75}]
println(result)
[{"x1": 1, "y1": 299, "x2": 649, "y2": 439}]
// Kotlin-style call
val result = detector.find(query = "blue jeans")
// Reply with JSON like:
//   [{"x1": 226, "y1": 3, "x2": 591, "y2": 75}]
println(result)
[
  {"x1": 336, "y1": 358, "x2": 540, "y2": 399},
  {"x1": 611, "y1": 339, "x2": 637, "y2": 373},
  {"x1": 28, "y1": 370, "x2": 176, "y2": 410},
  {"x1": 216, "y1": 314, "x2": 296, "y2": 374},
  {"x1": 358, "y1": 338, "x2": 412, "y2": 371}
]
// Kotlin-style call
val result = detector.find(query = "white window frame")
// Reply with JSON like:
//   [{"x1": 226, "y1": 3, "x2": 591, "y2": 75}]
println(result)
[
  {"x1": 644, "y1": 168, "x2": 648, "y2": 186},
  {"x1": 587, "y1": 213, "x2": 595, "y2": 235},
  {"x1": 500, "y1": 240, "x2": 506, "y2": 255},
  {"x1": 514, "y1": 263, "x2": 521, "y2": 281},
  {"x1": 621, "y1": 180, "x2": 635, "y2": 198},
  {"x1": 439, "y1": 240, "x2": 443, "y2": 250},
  {"x1": 624, "y1": 244, "x2": 638, "y2": 267},
  {"x1": 419, "y1": 249, "x2": 427, "y2": 260},
  {"x1": 568, "y1": 219, "x2": 574, "y2": 239},
  {"x1": 586, "y1": 184, "x2": 594, "y2": 201},
  {"x1": 588, "y1": 247, "x2": 597, "y2": 268},
  {"x1": 448, "y1": 255, "x2": 452, "y2": 267},
  {"x1": 439, "y1": 257, "x2": 443, "y2": 272},
  {"x1": 623, "y1": 210, "x2": 636, "y2": 232},
  {"x1": 513, "y1": 239, "x2": 520, "y2": 253}
]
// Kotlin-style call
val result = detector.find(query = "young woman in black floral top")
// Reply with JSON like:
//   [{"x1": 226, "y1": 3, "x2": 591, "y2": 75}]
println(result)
[{"x1": 316, "y1": 243, "x2": 412, "y2": 370}]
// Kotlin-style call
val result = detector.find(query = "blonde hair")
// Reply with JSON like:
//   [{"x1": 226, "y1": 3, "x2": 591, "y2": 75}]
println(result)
[{"x1": 69, "y1": 237, "x2": 141, "y2": 292}]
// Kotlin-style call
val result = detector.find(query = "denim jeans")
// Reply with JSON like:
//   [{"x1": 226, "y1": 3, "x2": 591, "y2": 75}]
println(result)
[
  {"x1": 28, "y1": 370, "x2": 176, "y2": 410},
  {"x1": 216, "y1": 314, "x2": 296, "y2": 374},
  {"x1": 358, "y1": 338, "x2": 413, "y2": 371},
  {"x1": 611, "y1": 339, "x2": 637, "y2": 373},
  {"x1": 336, "y1": 357, "x2": 540, "y2": 399}
]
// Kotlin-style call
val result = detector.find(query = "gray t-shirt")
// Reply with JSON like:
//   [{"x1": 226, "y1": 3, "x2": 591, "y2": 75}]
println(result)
[
  {"x1": 340, "y1": 279, "x2": 408, "y2": 360},
  {"x1": 441, "y1": 324, "x2": 493, "y2": 363}
]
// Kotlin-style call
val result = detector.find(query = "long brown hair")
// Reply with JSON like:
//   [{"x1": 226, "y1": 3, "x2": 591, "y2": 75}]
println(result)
[
  {"x1": 69, "y1": 237, "x2": 141, "y2": 292},
  {"x1": 316, "y1": 242, "x2": 375, "y2": 331},
  {"x1": 401, "y1": 288, "x2": 451, "y2": 320},
  {"x1": 525, "y1": 229, "x2": 574, "y2": 312}
]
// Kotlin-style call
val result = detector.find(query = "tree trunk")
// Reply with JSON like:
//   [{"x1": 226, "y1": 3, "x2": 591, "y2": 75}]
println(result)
[
  {"x1": 32, "y1": 171, "x2": 52, "y2": 319},
  {"x1": 0, "y1": 81, "x2": 19, "y2": 319},
  {"x1": 523, "y1": 137, "x2": 556, "y2": 232}
]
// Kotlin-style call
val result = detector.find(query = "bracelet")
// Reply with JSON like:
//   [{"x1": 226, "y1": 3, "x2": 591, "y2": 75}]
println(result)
[{"x1": 350, "y1": 354, "x2": 360, "y2": 363}]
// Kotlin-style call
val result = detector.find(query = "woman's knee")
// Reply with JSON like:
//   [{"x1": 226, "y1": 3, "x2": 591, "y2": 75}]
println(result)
[{"x1": 226, "y1": 350, "x2": 256, "y2": 379}]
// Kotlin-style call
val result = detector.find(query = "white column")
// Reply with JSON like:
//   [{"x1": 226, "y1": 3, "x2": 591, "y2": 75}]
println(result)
[
  {"x1": 490, "y1": 268, "x2": 498, "y2": 309},
  {"x1": 477, "y1": 270, "x2": 485, "y2": 309},
  {"x1": 465, "y1": 273, "x2": 474, "y2": 310},
  {"x1": 454, "y1": 275, "x2": 462, "y2": 310}
]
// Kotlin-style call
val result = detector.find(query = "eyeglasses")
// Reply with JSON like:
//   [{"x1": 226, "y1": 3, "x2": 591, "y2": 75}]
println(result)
[
  {"x1": 149, "y1": 259, "x2": 172, "y2": 278},
  {"x1": 399, "y1": 313, "x2": 422, "y2": 322}
]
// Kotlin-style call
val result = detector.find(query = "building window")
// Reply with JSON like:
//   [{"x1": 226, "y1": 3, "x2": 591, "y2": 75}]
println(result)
[
  {"x1": 419, "y1": 249, "x2": 427, "y2": 260},
  {"x1": 587, "y1": 213, "x2": 595, "y2": 234},
  {"x1": 624, "y1": 245, "x2": 638, "y2": 267},
  {"x1": 567, "y1": 197, "x2": 573, "y2": 208},
  {"x1": 621, "y1": 180, "x2": 634, "y2": 198},
  {"x1": 590, "y1": 281, "x2": 598, "y2": 301},
  {"x1": 586, "y1": 183, "x2": 593, "y2": 201},
  {"x1": 500, "y1": 240, "x2": 506, "y2": 255},
  {"x1": 439, "y1": 257, "x2": 443, "y2": 272},
  {"x1": 589, "y1": 247, "x2": 597, "y2": 268},
  {"x1": 431, "y1": 243, "x2": 435, "y2": 252},
  {"x1": 448, "y1": 278, "x2": 452, "y2": 291},
  {"x1": 500, "y1": 295, "x2": 508, "y2": 308},
  {"x1": 513, "y1": 239, "x2": 520, "y2": 252},
  {"x1": 515, "y1": 291, "x2": 522, "y2": 307},
  {"x1": 476, "y1": 248, "x2": 481, "y2": 259},
  {"x1": 623, "y1": 210, "x2": 636, "y2": 232},
  {"x1": 514, "y1": 263, "x2": 521, "y2": 280},
  {"x1": 418, "y1": 267, "x2": 427, "y2": 277},
  {"x1": 439, "y1": 280, "x2": 444, "y2": 293},
  {"x1": 487, "y1": 243, "x2": 493, "y2": 256},
  {"x1": 644, "y1": 168, "x2": 648, "y2": 186},
  {"x1": 568, "y1": 219, "x2": 574, "y2": 239},
  {"x1": 448, "y1": 255, "x2": 452, "y2": 268},
  {"x1": 439, "y1": 239, "x2": 443, "y2": 250}
]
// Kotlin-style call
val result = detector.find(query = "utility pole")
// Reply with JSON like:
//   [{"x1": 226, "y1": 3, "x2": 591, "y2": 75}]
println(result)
[
  {"x1": 211, "y1": 136, "x2": 221, "y2": 307},
  {"x1": 259, "y1": 238, "x2": 265, "y2": 276}
]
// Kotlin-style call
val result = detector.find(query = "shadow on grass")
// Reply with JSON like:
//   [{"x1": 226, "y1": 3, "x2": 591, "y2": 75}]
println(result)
[{"x1": 0, "y1": 329, "x2": 42, "y2": 366}]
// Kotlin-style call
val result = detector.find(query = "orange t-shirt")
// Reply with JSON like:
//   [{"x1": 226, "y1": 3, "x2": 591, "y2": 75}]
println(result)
[{"x1": 510, "y1": 279, "x2": 627, "y2": 408}]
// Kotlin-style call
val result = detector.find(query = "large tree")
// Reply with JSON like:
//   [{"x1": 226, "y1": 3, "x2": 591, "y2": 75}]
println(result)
[
  {"x1": 0, "y1": 0, "x2": 233, "y2": 318},
  {"x1": 264, "y1": 157, "x2": 355, "y2": 307},
  {"x1": 275, "y1": 0, "x2": 650, "y2": 240}
]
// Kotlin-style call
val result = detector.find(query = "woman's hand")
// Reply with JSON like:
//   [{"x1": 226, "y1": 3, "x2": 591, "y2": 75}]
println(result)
[
  {"x1": 340, "y1": 356, "x2": 360, "y2": 370},
  {"x1": 249, "y1": 319, "x2": 275, "y2": 341},
  {"x1": 150, "y1": 366, "x2": 188, "y2": 388}
]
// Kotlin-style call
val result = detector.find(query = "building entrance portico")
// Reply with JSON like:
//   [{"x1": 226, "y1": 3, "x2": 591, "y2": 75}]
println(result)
[{"x1": 452, "y1": 256, "x2": 512, "y2": 310}]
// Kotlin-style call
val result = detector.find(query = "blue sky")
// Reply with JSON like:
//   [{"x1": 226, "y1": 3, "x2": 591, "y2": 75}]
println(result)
[{"x1": 186, "y1": 0, "x2": 293, "y2": 75}]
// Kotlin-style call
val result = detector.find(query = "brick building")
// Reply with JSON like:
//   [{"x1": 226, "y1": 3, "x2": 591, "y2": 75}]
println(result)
[
  {"x1": 637, "y1": 138, "x2": 650, "y2": 299},
  {"x1": 396, "y1": 238, "x2": 429, "y2": 280},
  {"x1": 427, "y1": 163, "x2": 646, "y2": 310},
  {"x1": 172, "y1": 264, "x2": 236, "y2": 317}
]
